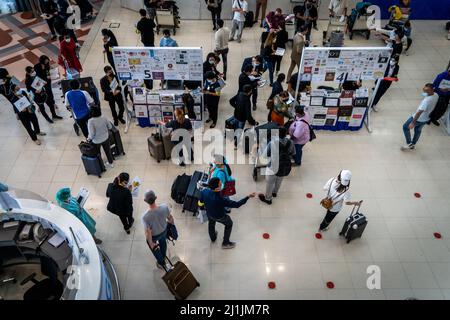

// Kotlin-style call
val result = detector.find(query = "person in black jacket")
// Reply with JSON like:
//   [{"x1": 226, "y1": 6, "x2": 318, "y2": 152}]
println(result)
[
  {"x1": 102, "y1": 29, "x2": 119, "y2": 73},
  {"x1": 39, "y1": 0, "x2": 58, "y2": 40},
  {"x1": 273, "y1": 26, "x2": 288, "y2": 75},
  {"x1": 0, "y1": 68, "x2": 15, "y2": 102},
  {"x1": 136, "y1": 9, "x2": 156, "y2": 47},
  {"x1": 234, "y1": 84, "x2": 258, "y2": 148},
  {"x1": 203, "y1": 71, "x2": 222, "y2": 128},
  {"x1": 241, "y1": 55, "x2": 265, "y2": 110},
  {"x1": 203, "y1": 52, "x2": 221, "y2": 78},
  {"x1": 106, "y1": 172, "x2": 134, "y2": 234},
  {"x1": 34, "y1": 55, "x2": 57, "y2": 113},
  {"x1": 205, "y1": 0, "x2": 223, "y2": 30},
  {"x1": 25, "y1": 66, "x2": 62, "y2": 123},
  {"x1": 100, "y1": 66, "x2": 125, "y2": 126},
  {"x1": 372, "y1": 54, "x2": 400, "y2": 111}
]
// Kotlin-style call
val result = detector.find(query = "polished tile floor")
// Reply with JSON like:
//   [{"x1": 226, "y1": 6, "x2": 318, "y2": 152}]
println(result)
[{"x1": 1, "y1": 0, "x2": 450, "y2": 300}]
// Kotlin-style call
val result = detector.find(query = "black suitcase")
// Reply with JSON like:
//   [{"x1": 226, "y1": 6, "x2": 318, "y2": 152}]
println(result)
[
  {"x1": 182, "y1": 171, "x2": 207, "y2": 215},
  {"x1": 81, "y1": 154, "x2": 106, "y2": 178},
  {"x1": 339, "y1": 203, "x2": 367, "y2": 243},
  {"x1": 171, "y1": 173, "x2": 192, "y2": 204},
  {"x1": 244, "y1": 11, "x2": 255, "y2": 28},
  {"x1": 109, "y1": 125, "x2": 125, "y2": 158}
]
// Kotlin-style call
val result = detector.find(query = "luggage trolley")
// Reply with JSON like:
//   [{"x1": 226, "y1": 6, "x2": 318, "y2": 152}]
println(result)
[
  {"x1": 323, "y1": 17, "x2": 346, "y2": 46},
  {"x1": 155, "y1": 9, "x2": 177, "y2": 35},
  {"x1": 347, "y1": 2, "x2": 374, "y2": 40}
]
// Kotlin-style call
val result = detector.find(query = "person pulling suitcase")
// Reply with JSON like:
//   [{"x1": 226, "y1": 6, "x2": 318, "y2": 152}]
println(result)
[{"x1": 318, "y1": 170, "x2": 362, "y2": 233}]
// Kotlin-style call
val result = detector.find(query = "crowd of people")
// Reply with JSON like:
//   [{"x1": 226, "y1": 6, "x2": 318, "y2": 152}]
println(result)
[{"x1": 0, "y1": 0, "x2": 449, "y2": 273}]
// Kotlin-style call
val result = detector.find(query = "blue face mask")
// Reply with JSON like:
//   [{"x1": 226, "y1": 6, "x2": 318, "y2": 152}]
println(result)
[{"x1": 421, "y1": 92, "x2": 428, "y2": 97}]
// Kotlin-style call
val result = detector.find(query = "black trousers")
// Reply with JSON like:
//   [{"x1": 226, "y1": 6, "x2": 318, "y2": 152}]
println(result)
[
  {"x1": 46, "y1": 17, "x2": 56, "y2": 36},
  {"x1": 107, "y1": 94, "x2": 125, "y2": 122},
  {"x1": 142, "y1": 39, "x2": 155, "y2": 47},
  {"x1": 215, "y1": 48, "x2": 228, "y2": 77},
  {"x1": 430, "y1": 96, "x2": 450, "y2": 122},
  {"x1": 319, "y1": 210, "x2": 339, "y2": 231},
  {"x1": 95, "y1": 139, "x2": 114, "y2": 164},
  {"x1": 252, "y1": 87, "x2": 258, "y2": 107},
  {"x1": 18, "y1": 111, "x2": 40, "y2": 141},
  {"x1": 372, "y1": 79, "x2": 392, "y2": 106},
  {"x1": 119, "y1": 215, "x2": 134, "y2": 231},
  {"x1": 208, "y1": 215, "x2": 233, "y2": 245},
  {"x1": 44, "y1": 83, "x2": 56, "y2": 110},
  {"x1": 209, "y1": 8, "x2": 221, "y2": 29},
  {"x1": 274, "y1": 54, "x2": 283, "y2": 72},
  {"x1": 76, "y1": 114, "x2": 90, "y2": 138},
  {"x1": 35, "y1": 102, "x2": 53, "y2": 122},
  {"x1": 206, "y1": 98, "x2": 219, "y2": 124}
]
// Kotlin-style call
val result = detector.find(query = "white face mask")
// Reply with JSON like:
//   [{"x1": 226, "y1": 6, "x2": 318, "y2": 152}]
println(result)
[
  {"x1": 0, "y1": 79, "x2": 5, "y2": 85},
  {"x1": 421, "y1": 92, "x2": 428, "y2": 97},
  {"x1": 30, "y1": 72, "x2": 36, "y2": 77},
  {"x1": 65, "y1": 38, "x2": 71, "y2": 43}
]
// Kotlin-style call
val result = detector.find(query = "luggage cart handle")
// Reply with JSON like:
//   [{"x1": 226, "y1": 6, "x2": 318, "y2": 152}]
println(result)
[{"x1": 349, "y1": 201, "x2": 363, "y2": 217}]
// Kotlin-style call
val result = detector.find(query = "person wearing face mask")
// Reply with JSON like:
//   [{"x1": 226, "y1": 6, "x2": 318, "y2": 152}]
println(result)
[
  {"x1": 102, "y1": 29, "x2": 119, "y2": 73},
  {"x1": 9, "y1": 84, "x2": 46, "y2": 145},
  {"x1": 39, "y1": 0, "x2": 58, "y2": 40},
  {"x1": 371, "y1": 55, "x2": 400, "y2": 112},
  {"x1": 401, "y1": 83, "x2": 439, "y2": 151},
  {"x1": 241, "y1": 55, "x2": 265, "y2": 110},
  {"x1": 0, "y1": 68, "x2": 15, "y2": 102},
  {"x1": 58, "y1": 32, "x2": 83, "y2": 77},
  {"x1": 203, "y1": 52, "x2": 221, "y2": 79},
  {"x1": 34, "y1": 55, "x2": 57, "y2": 110},
  {"x1": 106, "y1": 172, "x2": 135, "y2": 234},
  {"x1": 203, "y1": 71, "x2": 222, "y2": 129},
  {"x1": 25, "y1": 66, "x2": 62, "y2": 123},
  {"x1": 159, "y1": 29, "x2": 178, "y2": 47},
  {"x1": 100, "y1": 66, "x2": 125, "y2": 126},
  {"x1": 270, "y1": 91, "x2": 292, "y2": 126}
]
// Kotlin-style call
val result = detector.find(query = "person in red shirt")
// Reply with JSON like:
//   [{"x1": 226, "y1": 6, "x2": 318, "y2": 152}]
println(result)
[
  {"x1": 264, "y1": 8, "x2": 285, "y2": 31},
  {"x1": 58, "y1": 32, "x2": 83, "y2": 76}
]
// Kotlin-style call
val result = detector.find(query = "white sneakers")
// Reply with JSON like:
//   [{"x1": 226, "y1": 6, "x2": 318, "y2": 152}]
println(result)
[{"x1": 106, "y1": 162, "x2": 114, "y2": 168}]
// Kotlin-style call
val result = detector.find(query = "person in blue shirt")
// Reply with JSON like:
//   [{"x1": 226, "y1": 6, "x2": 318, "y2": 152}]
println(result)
[
  {"x1": 210, "y1": 154, "x2": 235, "y2": 191},
  {"x1": 64, "y1": 79, "x2": 94, "y2": 138},
  {"x1": 198, "y1": 178, "x2": 255, "y2": 249},
  {"x1": 0, "y1": 183, "x2": 8, "y2": 192},
  {"x1": 159, "y1": 29, "x2": 178, "y2": 47},
  {"x1": 429, "y1": 67, "x2": 450, "y2": 126}
]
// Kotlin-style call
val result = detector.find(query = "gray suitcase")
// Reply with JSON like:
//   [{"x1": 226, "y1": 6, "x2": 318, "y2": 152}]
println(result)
[
  {"x1": 148, "y1": 134, "x2": 165, "y2": 163},
  {"x1": 81, "y1": 154, "x2": 106, "y2": 178},
  {"x1": 160, "y1": 126, "x2": 174, "y2": 160}
]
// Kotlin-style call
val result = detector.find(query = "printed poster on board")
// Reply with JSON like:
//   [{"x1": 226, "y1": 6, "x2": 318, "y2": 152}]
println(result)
[{"x1": 349, "y1": 107, "x2": 367, "y2": 127}]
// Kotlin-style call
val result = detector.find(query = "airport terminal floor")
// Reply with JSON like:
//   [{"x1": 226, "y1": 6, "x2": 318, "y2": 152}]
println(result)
[{"x1": 1, "y1": 0, "x2": 450, "y2": 301}]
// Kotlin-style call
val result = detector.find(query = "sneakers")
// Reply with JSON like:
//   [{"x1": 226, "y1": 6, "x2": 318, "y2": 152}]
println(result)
[
  {"x1": 94, "y1": 237, "x2": 103, "y2": 244},
  {"x1": 205, "y1": 118, "x2": 212, "y2": 123},
  {"x1": 431, "y1": 119, "x2": 440, "y2": 126},
  {"x1": 258, "y1": 194, "x2": 272, "y2": 205},
  {"x1": 37, "y1": 132, "x2": 46, "y2": 136},
  {"x1": 211, "y1": 231, "x2": 218, "y2": 242},
  {"x1": 179, "y1": 161, "x2": 186, "y2": 167},
  {"x1": 165, "y1": 263, "x2": 174, "y2": 271},
  {"x1": 222, "y1": 242, "x2": 236, "y2": 249},
  {"x1": 53, "y1": 115, "x2": 63, "y2": 120},
  {"x1": 114, "y1": 120, "x2": 119, "y2": 126},
  {"x1": 319, "y1": 226, "x2": 330, "y2": 233},
  {"x1": 401, "y1": 144, "x2": 415, "y2": 151},
  {"x1": 106, "y1": 162, "x2": 114, "y2": 168},
  {"x1": 119, "y1": 118, "x2": 126, "y2": 124},
  {"x1": 272, "y1": 193, "x2": 277, "y2": 198},
  {"x1": 372, "y1": 105, "x2": 379, "y2": 112},
  {"x1": 237, "y1": 39, "x2": 241, "y2": 43},
  {"x1": 228, "y1": 38, "x2": 234, "y2": 42},
  {"x1": 34, "y1": 139, "x2": 42, "y2": 145},
  {"x1": 252, "y1": 105, "x2": 257, "y2": 111}
]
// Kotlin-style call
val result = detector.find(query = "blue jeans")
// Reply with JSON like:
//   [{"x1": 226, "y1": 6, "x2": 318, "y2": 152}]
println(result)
[
  {"x1": 148, "y1": 229, "x2": 167, "y2": 267},
  {"x1": 402, "y1": 116, "x2": 427, "y2": 145},
  {"x1": 266, "y1": 58, "x2": 274, "y2": 85},
  {"x1": 294, "y1": 143, "x2": 304, "y2": 165}
]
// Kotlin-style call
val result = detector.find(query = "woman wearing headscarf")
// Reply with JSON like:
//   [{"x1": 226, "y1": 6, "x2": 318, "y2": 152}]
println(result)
[
  {"x1": 56, "y1": 187, "x2": 102, "y2": 244},
  {"x1": 106, "y1": 172, "x2": 134, "y2": 234}
]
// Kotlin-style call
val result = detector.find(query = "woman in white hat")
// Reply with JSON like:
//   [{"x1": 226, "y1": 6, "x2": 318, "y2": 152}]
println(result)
[{"x1": 319, "y1": 170, "x2": 362, "y2": 232}]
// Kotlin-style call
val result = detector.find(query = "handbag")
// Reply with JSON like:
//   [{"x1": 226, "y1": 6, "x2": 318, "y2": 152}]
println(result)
[
  {"x1": 78, "y1": 141, "x2": 98, "y2": 157},
  {"x1": 300, "y1": 119, "x2": 316, "y2": 141},
  {"x1": 320, "y1": 180, "x2": 334, "y2": 210},
  {"x1": 221, "y1": 180, "x2": 236, "y2": 197}
]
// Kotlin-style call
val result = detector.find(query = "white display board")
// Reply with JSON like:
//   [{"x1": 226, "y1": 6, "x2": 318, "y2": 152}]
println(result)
[
  {"x1": 299, "y1": 47, "x2": 393, "y2": 83},
  {"x1": 112, "y1": 47, "x2": 203, "y2": 81}
]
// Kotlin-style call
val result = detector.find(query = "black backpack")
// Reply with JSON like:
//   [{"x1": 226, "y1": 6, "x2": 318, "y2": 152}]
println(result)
[
  {"x1": 276, "y1": 141, "x2": 292, "y2": 177},
  {"x1": 300, "y1": 119, "x2": 317, "y2": 142},
  {"x1": 171, "y1": 174, "x2": 192, "y2": 204}
]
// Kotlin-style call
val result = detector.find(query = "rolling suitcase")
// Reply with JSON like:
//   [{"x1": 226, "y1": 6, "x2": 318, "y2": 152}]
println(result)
[
  {"x1": 147, "y1": 134, "x2": 166, "y2": 163},
  {"x1": 182, "y1": 171, "x2": 207, "y2": 215},
  {"x1": 81, "y1": 154, "x2": 105, "y2": 178},
  {"x1": 161, "y1": 126, "x2": 174, "y2": 160},
  {"x1": 109, "y1": 125, "x2": 125, "y2": 158},
  {"x1": 339, "y1": 203, "x2": 367, "y2": 243},
  {"x1": 162, "y1": 256, "x2": 200, "y2": 300},
  {"x1": 171, "y1": 173, "x2": 192, "y2": 204}
]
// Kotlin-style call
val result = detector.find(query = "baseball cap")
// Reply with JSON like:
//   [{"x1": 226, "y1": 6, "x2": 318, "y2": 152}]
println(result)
[
  {"x1": 340, "y1": 170, "x2": 352, "y2": 186},
  {"x1": 144, "y1": 190, "x2": 157, "y2": 204}
]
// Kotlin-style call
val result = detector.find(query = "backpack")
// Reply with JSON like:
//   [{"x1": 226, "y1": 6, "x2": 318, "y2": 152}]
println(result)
[
  {"x1": 276, "y1": 140, "x2": 292, "y2": 177},
  {"x1": 170, "y1": 174, "x2": 192, "y2": 204},
  {"x1": 300, "y1": 119, "x2": 316, "y2": 142}
]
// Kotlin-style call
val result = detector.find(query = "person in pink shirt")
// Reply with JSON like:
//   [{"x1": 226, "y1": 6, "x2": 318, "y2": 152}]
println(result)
[{"x1": 289, "y1": 105, "x2": 310, "y2": 166}]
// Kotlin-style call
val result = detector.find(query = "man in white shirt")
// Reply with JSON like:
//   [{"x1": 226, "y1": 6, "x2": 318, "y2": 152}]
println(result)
[
  {"x1": 229, "y1": 0, "x2": 248, "y2": 43},
  {"x1": 401, "y1": 83, "x2": 439, "y2": 150},
  {"x1": 214, "y1": 19, "x2": 230, "y2": 80},
  {"x1": 329, "y1": 0, "x2": 348, "y2": 20}
]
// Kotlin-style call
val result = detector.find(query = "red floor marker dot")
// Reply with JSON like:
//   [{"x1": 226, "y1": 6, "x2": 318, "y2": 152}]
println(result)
[
  {"x1": 414, "y1": 192, "x2": 422, "y2": 198},
  {"x1": 315, "y1": 233, "x2": 322, "y2": 239},
  {"x1": 326, "y1": 281, "x2": 335, "y2": 289},
  {"x1": 263, "y1": 233, "x2": 270, "y2": 239},
  {"x1": 268, "y1": 281, "x2": 276, "y2": 289},
  {"x1": 434, "y1": 232, "x2": 442, "y2": 239},
  {"x1": 306, "y1": 193, "x2": 313, "y2": 199}
]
